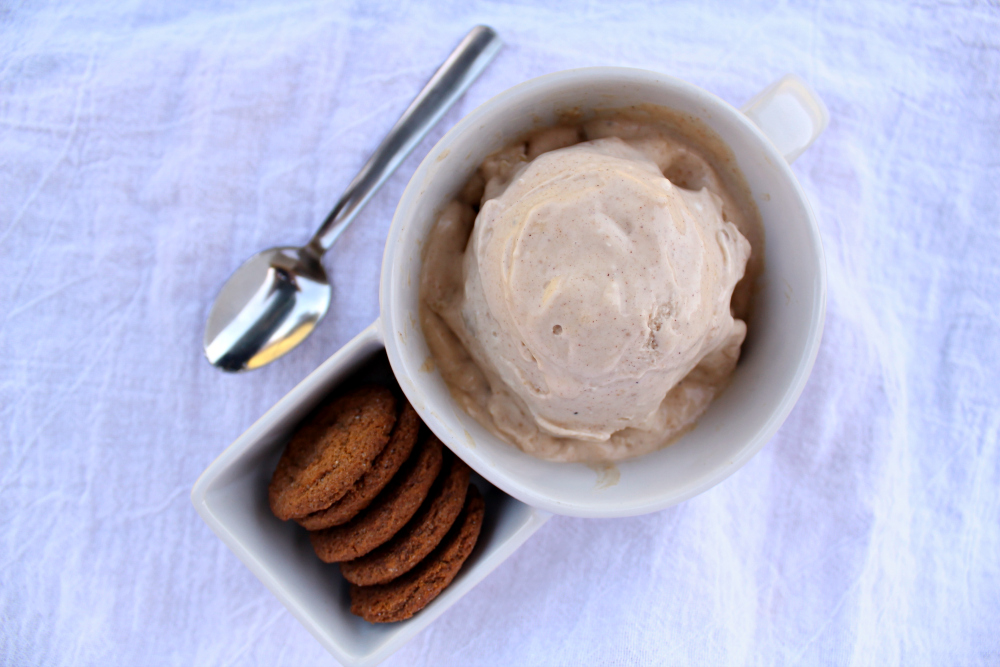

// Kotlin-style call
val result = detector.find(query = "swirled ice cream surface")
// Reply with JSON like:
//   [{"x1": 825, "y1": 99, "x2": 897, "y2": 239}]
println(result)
[{"x1": 421, "y1": 129, "x2": 753, "y2": 462}]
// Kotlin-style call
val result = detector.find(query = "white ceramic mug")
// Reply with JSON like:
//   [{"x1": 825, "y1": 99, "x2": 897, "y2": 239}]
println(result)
[{"x1": 380, "y1": 68, "x2": 828, "y2": 518}]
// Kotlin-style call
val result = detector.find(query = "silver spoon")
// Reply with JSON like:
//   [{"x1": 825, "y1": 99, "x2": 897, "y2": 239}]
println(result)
[{"x1": 204, "y1": 26, "x2": 502, "y2": 371}]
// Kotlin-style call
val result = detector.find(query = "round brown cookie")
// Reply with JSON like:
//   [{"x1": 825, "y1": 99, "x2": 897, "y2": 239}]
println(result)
[
  {"x1": 349, "y1": 485, "x2": 485, "y2": 623},
  {"x1": 297, "y1": 401, "x2": 421, "y2": 531},
  {"x1": 310, "y1": 436, "x2": 443, "y2": 563},
  {"x1": 269, "y1": 385, "x2": 396, "y2": 521},
  {"x1": 340, "y1": 455, "x2": 471, "y2": 585}
]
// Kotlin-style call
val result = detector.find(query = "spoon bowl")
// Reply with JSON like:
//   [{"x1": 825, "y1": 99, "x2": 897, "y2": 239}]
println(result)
[{"x1": 204, "y1": 247, "x2": 330, "y2": 371}]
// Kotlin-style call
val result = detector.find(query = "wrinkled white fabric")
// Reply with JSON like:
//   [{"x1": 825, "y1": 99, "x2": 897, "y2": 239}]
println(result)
[{"x1": 1, "y1": 1, "x2": 997, "y2": 666}]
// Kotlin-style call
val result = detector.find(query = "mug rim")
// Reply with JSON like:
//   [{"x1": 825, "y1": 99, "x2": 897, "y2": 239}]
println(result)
[{"x1": 381, "y1": 66, "x2": 827, "y2": 517}]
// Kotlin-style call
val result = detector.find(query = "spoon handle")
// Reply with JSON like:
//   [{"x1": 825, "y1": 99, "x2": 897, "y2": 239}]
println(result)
[{"x1": 306, "y1": 26, "x2": 502, "y2": 256}]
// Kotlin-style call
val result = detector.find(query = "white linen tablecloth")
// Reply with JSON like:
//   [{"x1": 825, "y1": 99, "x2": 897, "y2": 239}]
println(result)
[{"x1": 1, "y1": 1, "x2": 997, "y2": 665}]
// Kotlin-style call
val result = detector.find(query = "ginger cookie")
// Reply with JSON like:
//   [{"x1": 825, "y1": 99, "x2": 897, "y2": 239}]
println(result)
[
  {"x1": 349, "y1": 485, "x2": 485, "y2": 623},
  {"x1": 310, "y1": 436, "x2": 443, "y2": 563},
  {"x1": 340, "y1": 454, "x2": 470, "y2": 586},
  {"x1": 297, "y1": 401, "x2": 421, "y2": 531},
  {"x1": 269, "y1": 385, "x2": 396, "y2": 521}
]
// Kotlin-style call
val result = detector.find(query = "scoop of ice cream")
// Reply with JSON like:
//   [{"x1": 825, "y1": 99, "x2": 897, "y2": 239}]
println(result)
[{"x1": 459, "y1": 137, "x2": 750, "y2": 442}]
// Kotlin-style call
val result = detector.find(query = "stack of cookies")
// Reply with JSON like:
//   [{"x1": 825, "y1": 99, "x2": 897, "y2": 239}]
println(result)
[{"x1": 268, "y1": 384, "x2": 484, "y2": 623}]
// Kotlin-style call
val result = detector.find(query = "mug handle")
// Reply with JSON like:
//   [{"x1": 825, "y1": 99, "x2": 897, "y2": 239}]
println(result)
[{"x1": 741, "y1": 74, "x2": 829, "y2": 164}]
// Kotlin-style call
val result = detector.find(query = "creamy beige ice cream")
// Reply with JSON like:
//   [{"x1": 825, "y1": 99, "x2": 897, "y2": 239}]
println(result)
[{"x1": 421, "y1": 119, "x2": 759, "y2": 462}]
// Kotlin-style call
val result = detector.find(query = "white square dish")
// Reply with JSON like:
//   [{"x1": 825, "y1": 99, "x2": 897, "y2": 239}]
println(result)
[{"x1": 191, "y1": 321, "x2": 551, "y2": 667}]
